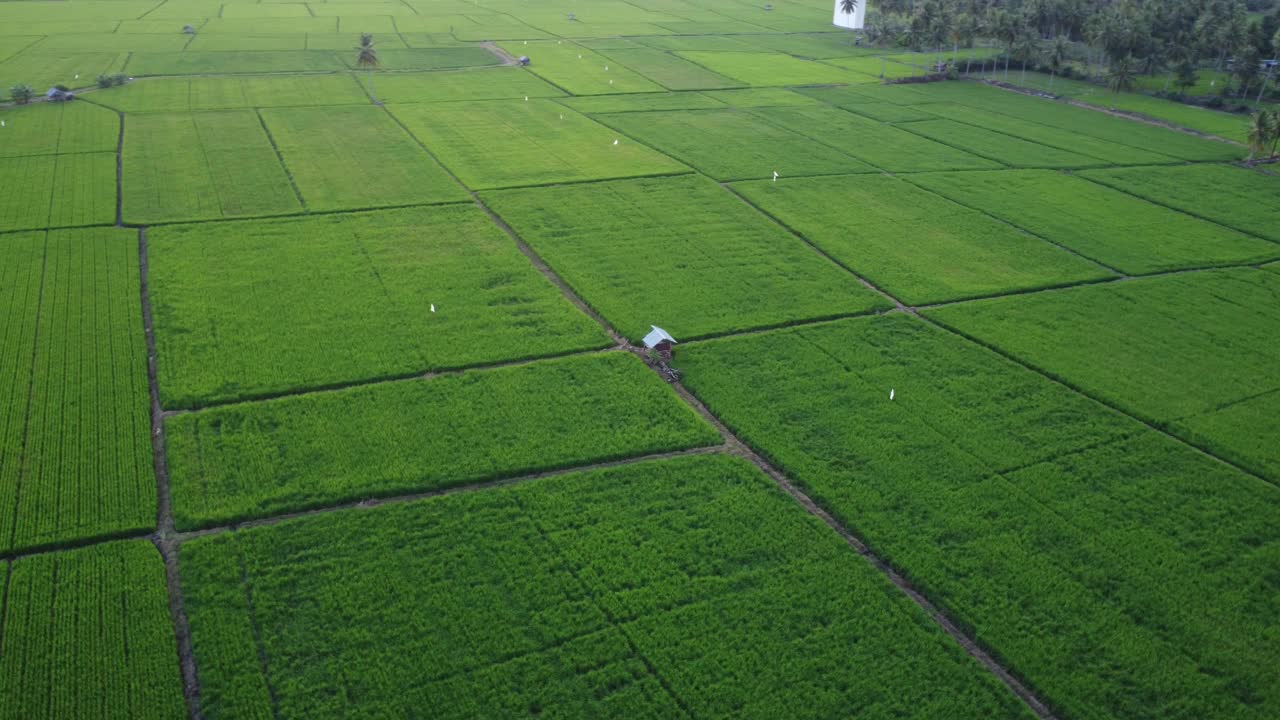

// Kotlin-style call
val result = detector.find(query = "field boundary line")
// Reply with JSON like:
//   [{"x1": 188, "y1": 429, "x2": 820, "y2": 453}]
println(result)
[
  {"x1": 665, "y1": 379, "x2": 1059, "y2": 719},
  {"x1": 127, "y1": 197, "x2": 473, "y2": 230},
  {"x1": 115, "y1": 111, "x2": 125, "y2": 226},
  {"x1": 162, "y1": 345, "x2": 621, "y2": 415},
  {"x1": 139, "y1": 227, "x2": 203, "y2": 720},
  {"x1": 1072, "y1": 171, "x2": 1280, "y2": 249},
  {"x1": 238, "y1": 548, "x2": 282, "y2": 720},
  {"x1": 253, "y1": 109, "x2": 307, "y2": 212},
  {"x1": 171, "y1": 445, "x2": 726, "y2": 543},
  {"x1": 924, "y1": 314, "x2": 1280, "y2": 490},
  {"x1": 0, "y1": 560, "x2": 11, "y2": 654}
]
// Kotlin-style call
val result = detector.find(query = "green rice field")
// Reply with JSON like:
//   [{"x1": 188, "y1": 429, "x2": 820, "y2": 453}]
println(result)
[{"x1": 2, "y1": 0, "x2": 1278, "y2": 718}]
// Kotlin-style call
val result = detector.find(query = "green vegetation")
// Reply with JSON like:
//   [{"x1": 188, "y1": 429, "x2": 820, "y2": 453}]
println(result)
[
  {"x1": 597, "y1": 108, "x2": 876, "y2": 180},
  {"x1": 0, "y1": 228, "x2": 154, "y2": 554},
  {"x1": 677, "y1": 314, "x2": 1280, "y2": 720},
  {"x1": 149, "y1": 206, "x2": 610, "y2": 408},
  {"x1": 556, "y1": 91, "x2": 725, "y2": 113},
  {"x1": 592, "y1": 47, "x2": 740, "y2": 90},
  {"x1": 123, "y1": 111, "x2": 300, "y2": 224},
  {"x1": 0, "y1": 153, "x2": 115, "y2": 232},
  {"x1": 0, "y1": 541, "x2": 185, "y2": 719},
  {"x1": 260, "y1": 105, "x2": 467, "y2": 210},
  {"x1": 359, "y1": 67, "x2": 564, "y2": 103},
  {"x1": 908, "y1": 169, "x2": 1278, "y2": 272},
  {"x1": 483, "y1": 175, "x2": 888, "y2": 340},
  {"x1": 0, "y1": 101, "x2": 117, "y2": 157},
  {"x1": 926, "y1": 269, "x2": 1280, "y2": 481},
  {"x1": 93, "y1": 75, "x2": 371, "y2": 113},
  {"x1": 182, "y1": 454, "x2": 1029, "y2": 719},
  {"x1": 897, "y1": 118, "x2": 1106, "y2": 167},
  {"x1": 674, "y1": 51, "x2": 856, "y2": 86},
  {"x1": 391, "y1": 99, "x2": 686, "y2": 189},
  {"x1": 499, "y1": 40, "x2": 664, "y2": 95},
  {"x1": 752, "y1": 104, "x2": 1002, "y2": 172},
  {"x1": 1080, "y1": 163, "x2": 1280, "y2": 242},
  {"x1": 165, "y1": 353, "x2": 719, "y2": 529},
  {"x1": 732, "y1": 174, "x2": 1111, "y2": 304},
  {"x1": 701, "y1": 87, "x2": 823, "y2": 107}
]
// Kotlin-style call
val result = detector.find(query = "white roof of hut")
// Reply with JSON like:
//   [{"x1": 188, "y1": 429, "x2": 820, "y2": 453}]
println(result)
[{"x1": 642, "y1": 326, "x2": 676, "y2": 349}]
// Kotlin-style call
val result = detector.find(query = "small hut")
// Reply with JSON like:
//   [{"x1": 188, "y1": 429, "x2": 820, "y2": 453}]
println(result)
[
  {"x1": 45, "y1": 88, "x2": 75, "y2": 102},
  {"x1": 642, "y1": 326, "x2": 677, "y2": 360},
  {"x1": 518, "y1": 56, "x2": 531, "y2": 66}
]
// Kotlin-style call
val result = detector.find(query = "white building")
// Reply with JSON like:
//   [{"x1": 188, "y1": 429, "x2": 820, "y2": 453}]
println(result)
[{"x1": 832, "y1": 0, "x2": 865, "y2": 30}]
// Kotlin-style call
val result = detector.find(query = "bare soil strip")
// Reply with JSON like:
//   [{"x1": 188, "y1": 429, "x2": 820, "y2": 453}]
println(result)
[{"x1": 139, "y1": 227, "x2": 203, "y2": 720}]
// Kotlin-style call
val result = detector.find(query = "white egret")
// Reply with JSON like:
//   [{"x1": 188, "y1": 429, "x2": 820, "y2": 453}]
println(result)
[
  {"x1": 431, "y1": 304, "x2": 436, "y2": 313},
  {"x1": 889, "y1": 389, "x2": 895, "y2": 400}
]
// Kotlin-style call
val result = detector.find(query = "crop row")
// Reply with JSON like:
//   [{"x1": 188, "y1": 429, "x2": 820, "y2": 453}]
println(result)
[
  {"x1": 0, "y1": 228, "x2": 155, "y2": 555},
  {"x1": 0, "y1": 153, "x2": 115, "y2": 233},
  {"x1": 164, "y1": 352, "x2": 720, "y2": 529},
  {"x1": 93, "y1": 74, "x2": 371, "y2": 113},
  {"x1": 482, "y1": 174, "x2": 889, "y2": 341},
  {"x1": 148, "y1": 205, "x2": 610, "y2": 408},
  {"x1": 181, "y1": 453, "x2": 1028, "y2": 719},
  {"x1": 926, "y1": 267, "x2": 1280, "y2": 482},
  {"x1": 676, "y1": 313, "x2": 1280, "y2": 720},
  {"x1": 0, "y1": 540, "x2": 184, "y2": 719},
  {"x1": 0, "y1": 101, "x2": 118, "y2": 158}
]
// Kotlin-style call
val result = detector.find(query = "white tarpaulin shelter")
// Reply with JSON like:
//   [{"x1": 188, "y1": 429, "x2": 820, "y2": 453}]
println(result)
[
  {"x1": 832, "y1": 0, "x2": 865, "y2": 30},
  {"x1": 642, "y1": 326, "x2": 677, "y2": 350}
]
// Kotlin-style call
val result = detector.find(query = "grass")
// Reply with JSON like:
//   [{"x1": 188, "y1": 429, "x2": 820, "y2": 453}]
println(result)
[
  {"x1": 164, "y1": 352, "x2": 720, "y2": 529},
  {"x1": 390, "y1": 99, "x2": 686, "y2": 189},
  {"x1": 907, "y1": 169, "x2": 1279, "y2": 273},
  {"x1": 925, "y1": 268, "x2": 1280, "y2": 482},
  {"x1": 126, "y1": 51, "x2": 347, "y2": 76},
  {"x1": 483, "y1": 175, "x2": 889, "y2": 340},
  {"x1": 0, "y1": 153, "x2": 115, "y2": 232},
  {"x1": 674, "y1": 51, "x2": 857, "y2": 86},
  {"x1": 895, "y1": 118, "x2": 1107, "y2": 168},
  {"x1": 123, "y1": 111, "x2": 301, "y2": 224},
  {"x1": 94, "y1": 74, "x2": 371, "y2": 113},
  {"x1": 260, "y1": 105, "x2": 467, "y2": 210},
  {"x1": 1079, "y1": 163, "x2": 1280, "y2": 243},
  {"x1": 181, "y1": 454, "x2": 1030, "y2": 719},
  {"x1": 677, "y1": 313, "x2": 1280, "y2": 720},
  {"x1": 752, "y1": 104, "x2": 1002, "y2": 172},
  {"x1": 597, "y1": 107, "x2": 876, "y2": 180},
  {"x1": 732, "y1": 174, "x2": 1113, "y2": 304},
  {"x1": 148, "y1": 205, "x2": 610, "y2": 408},
  {"x1": 0, "y1": 541, "x2": 185, "y2": 718},
  {"x1": 0, "y1": 51, "x2": 126, "y2": 99},
  {"x1": 0, "y1": 228, "x2": 155, "y2": 555},
  {"x1": 592, "y1": 47, "x2": 740, "y2": 90},
  {"x1": 556, "y1": 91, "x2": 726, "y2": 113},
  {"x1": 498, "y1": 40, "x2": 665, "y2": 95},
  {"x1": 356, "y1": 67, "x2": 564, "y2": 103}
]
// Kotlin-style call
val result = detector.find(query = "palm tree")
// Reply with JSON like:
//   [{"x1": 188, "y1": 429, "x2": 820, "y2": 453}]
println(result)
[
  {"x1": 1247, "y1": 109, "x2": 1273, "y2": 162},
  {"x1": 356, "y1": 33, "x2": 380, "y2": 105},
  {"x1": 838, "y1": 0, "x2": 858, "y2": 44},
  {"x1": 1108, "y1": 55, "x2": 1136, "y2": 98},
  {"x1": 1045, "y1": 35, "x2": 1069, "y2": 93}
]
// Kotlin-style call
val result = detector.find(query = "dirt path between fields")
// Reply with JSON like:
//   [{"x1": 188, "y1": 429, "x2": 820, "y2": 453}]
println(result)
[{"x1": 480, "y1": 41, "x2": 521, "y2": 67}]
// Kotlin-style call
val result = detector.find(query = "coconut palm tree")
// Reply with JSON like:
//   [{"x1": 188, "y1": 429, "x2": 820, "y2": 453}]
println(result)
[
  {"x1": 1247, "y1": 109, "x2": 1274, "y2": 161},
  {"x1": 1108, "y1": 54, "x2": 1136, "y2": 97},
  {"x1": 356, "y1": 33, "x2": 380, "y2": 105},
  {"x1": 1045, "y1": 35, "x2": 1070, "y2": 92}
]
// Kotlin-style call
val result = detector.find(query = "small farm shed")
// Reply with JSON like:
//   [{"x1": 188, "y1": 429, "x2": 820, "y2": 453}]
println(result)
[
  {"x1": 518, "y1": 56, "x2": 531, "y2": 66},
  {"x1": 643, "y1": 326, "x2": 677, "y2": 357},
  {"x1": 45, "y1": 88, "x2": 74, "y2": 101}
]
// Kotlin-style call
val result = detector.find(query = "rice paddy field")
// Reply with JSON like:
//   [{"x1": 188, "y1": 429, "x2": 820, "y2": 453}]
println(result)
[{"x1": 1, "y1": 1, "x2": 1278, "y2": 719}]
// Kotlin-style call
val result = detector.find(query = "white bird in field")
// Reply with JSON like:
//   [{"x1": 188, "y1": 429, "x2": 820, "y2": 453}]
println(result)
[
  {"x1": 889, "y1": 388, "x2": 895, "y2": 400},
  {"x1": 604, "y1": 65, "x2": 608, "y2": 70},
  {"x1": 773, "y1": 171, "x2": 779, "y2": 181},
  {"x1": 431, "y1": 304, "x2": 436, "y2": 313},
  {"x1": 1, "y1": 121, "x2": 5, "y2": 128},
  {"x1": 74, "y1": 74, "x2": 79, "y2": 79},
  {"x1": 613, "y1": 139, "x2": 619, "y2": 145},
  {"x1": 609, "y1": 79, "x2": 613, "y2": 84},
  {"x1": 578, "y1": 54, "x2": 582, "y2": 59},
  {"x1": 524, "y1": 96, "x2": 528, "y2": 101},
  {"x1": 559, "y1": 114, "x2": 563, "y2": 119},
  {"x1": 523, "y1": 40, "x2": 527, "y2": 45}
]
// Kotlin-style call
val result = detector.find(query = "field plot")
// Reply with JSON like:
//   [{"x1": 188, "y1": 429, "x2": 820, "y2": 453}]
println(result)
[
  {"x1": 821, "y1": 55, "x2": 920, "y2": 79},
  {"x1": 909, "y1": 170, "x2": 1278, "y2": 273},
  {"x1": 0, "y1": 153, "x2": 115, "y2": 232},
  {"x1": 165, "y1": 353, "x2": 719, "y2": 528},
  {"x1": 677, "y1": 314, "x2": 1280, "y2": 720},
  {"x1": 182, "y1": 454, "x2": 1028, "y2": 719},
  {"x1": 483, "y1": 175, "x2": 888, "y2": 340},
  {"x1": 557, "y1": 91, "x2": 725, "y2": 113},
  {"x1": 733, "y1": 174, "x2": 1111, "y2": 304},
  {"x1": 896, "y1": 118, "x2": 1104, "y2": 168},
  {"x1": 390, "y1": 99, "x2": 685, "y2": 189},
  {"x1": 598, "y1": 108, "x2": 875, "y2": 180},
  {"x1": 592, "y1": 47, "x2": 741, "y2": 90},
  {"x1": 185, "y1": 33, "x2": 307, "y2": 52},
  {"x1": 125, "y1": 50, "x2": 346, "y2": 76},
  {"x1": 356, "y1": 67, "x2": 563, "y2": 103},
  {"x1": 913, "y1": 102, "x2": 1175, "y2": 164},
  {"x1": 499, "y1": 40, "x2": 664, "y2": 95},
  {"x1": 94, "y1": 74, "x2": 370, "y2": 113},
  {"x1": 1079, "y1": 163, "x2": 1280, "y2": 243},
  {"x1": 34, "y1": 33, "x2": 189, "y2": 52},
  {"x1": 675, "y1": 51, "x2": 856, "y2": 85},
  {"x1": 907, "y1": 82, "x2": 1242, "y2": 161},
  {"x1": 797, "y1": 88, "x2": 940, "y2": 121},
  {"x1": 0, "y1": 101, "x2": 118, "y2": 157},
  {"x1": 0, "y1": 228, "x2": 155, "y2": 555},
  {"x1": 123, "y1": 111, "x2": 300, "y2": 224},
  {"x1": 149, "y1": 205, "x2": 609, "y2": 407},
  {"x1": 0, "y1": 541, "x2": 185, "y2": 719},
  {"x1": 340, "y1": 46, "x2": 500, "y2": 70},
  {"x1": 752, "y1": 104, "x2": 1002, "y2": 172},
  {"x1": 260, "y1": 105, "x2": 467, "y2": 210},
  {"x1": 0, "y1": 51, "x2": 125, "y2": 99},
  {"x1": 926, "y1": 268, "x2": 1280, "y2": 481},
  {"x1": 701, "y1": 87, "x2": 823, "y2": 107}
]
